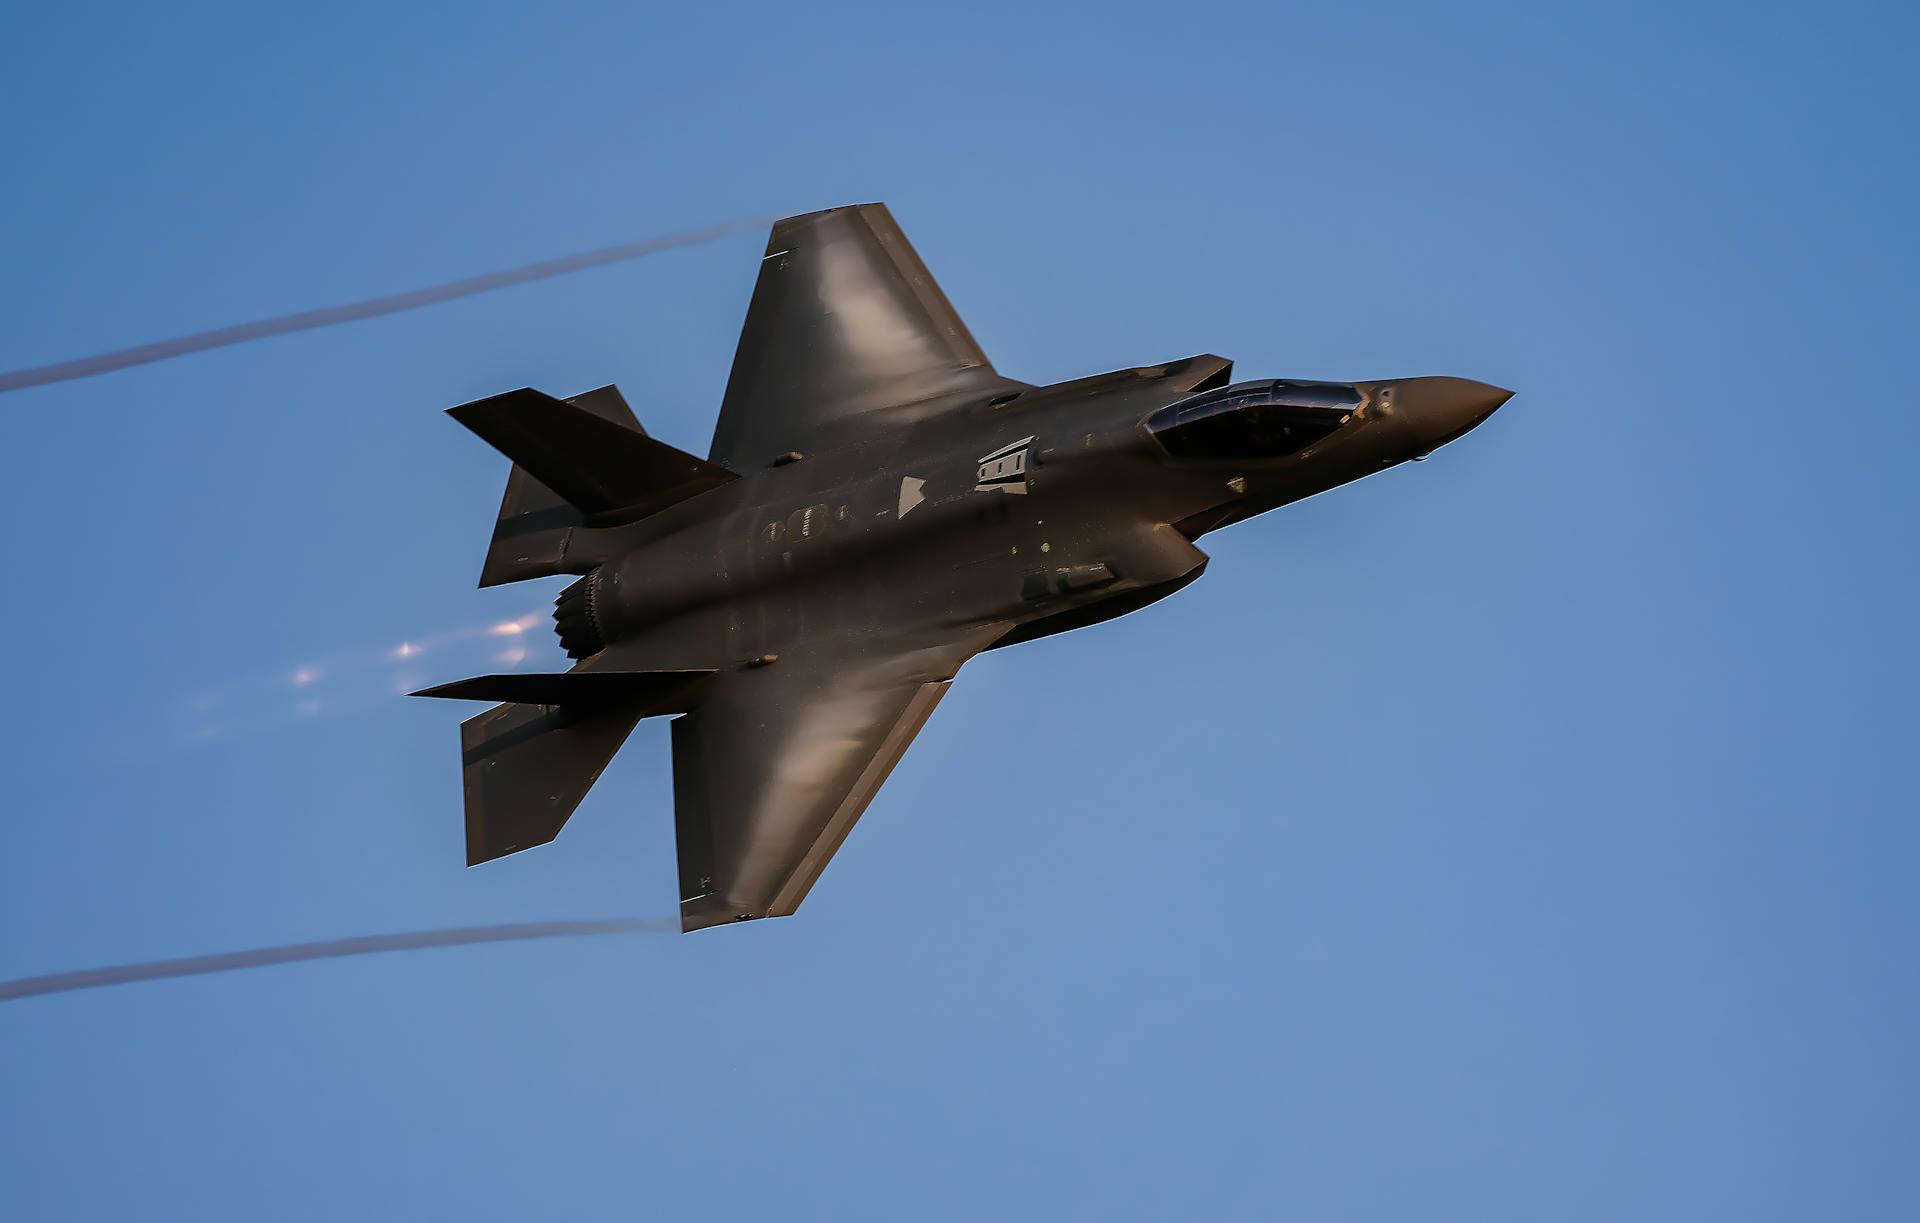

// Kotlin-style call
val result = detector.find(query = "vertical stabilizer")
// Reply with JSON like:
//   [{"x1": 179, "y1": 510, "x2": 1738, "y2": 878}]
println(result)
[
  {"x1": 476, "y1": 385, "x2": 639, "y2": 587},
  {"x1": 459, "y1": 384, "x2": 736, "y2": 587}
]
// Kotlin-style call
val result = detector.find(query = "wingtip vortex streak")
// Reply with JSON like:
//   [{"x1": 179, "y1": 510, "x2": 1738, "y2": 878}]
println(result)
[
  {"x1": 0, "y1": 215, "x2": 777, "y2": 395},
  {"x1": 0, "y1": 917, "x2": 675, "y2": 1004}
]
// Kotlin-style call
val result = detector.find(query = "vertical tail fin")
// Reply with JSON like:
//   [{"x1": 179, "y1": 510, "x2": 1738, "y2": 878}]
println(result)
[
  {"x1": 454, "y1": 384, "x2": 737, "y2": 587},
  {"x1": 474, "y1": 386, "x2": 639, "y2": 587}
]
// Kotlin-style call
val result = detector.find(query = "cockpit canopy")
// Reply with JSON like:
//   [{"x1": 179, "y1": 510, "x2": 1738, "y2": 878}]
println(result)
[{"x1": 1146, "y1": 380, "x2": 1361, "y2": 461}]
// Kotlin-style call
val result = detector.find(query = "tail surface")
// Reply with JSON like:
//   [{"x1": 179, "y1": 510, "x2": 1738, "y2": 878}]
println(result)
[
  {"x1": 451, "y1": 384, "x2": 737, "y2": 587},
  {"x1": 414, "y1": 670, "x2": 713, "y2": 865}
]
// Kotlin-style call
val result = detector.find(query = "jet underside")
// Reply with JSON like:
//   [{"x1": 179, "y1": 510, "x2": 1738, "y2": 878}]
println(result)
[{"x1": 417, "y1": 204, "x2": 1511, "y2": 931}]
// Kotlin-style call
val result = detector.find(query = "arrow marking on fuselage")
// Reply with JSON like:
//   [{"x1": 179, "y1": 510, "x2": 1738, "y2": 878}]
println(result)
[{"x1": 898, "y1": 476, "x2": 926, "y2": 517}]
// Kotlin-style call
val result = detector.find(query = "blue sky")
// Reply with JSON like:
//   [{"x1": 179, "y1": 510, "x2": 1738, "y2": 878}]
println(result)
[{"x1": 1, "y1": 1, "x2": 1915, "y2": 1218}]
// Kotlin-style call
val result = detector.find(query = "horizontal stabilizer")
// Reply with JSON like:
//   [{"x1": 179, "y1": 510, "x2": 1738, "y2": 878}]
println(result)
[
  {"x1": 563, "y1": 384, "x2": 645, "y2": 433},
  {"x1": 412, "y1": 669, "x2": 713, "y2": 710},
  {"x1": 421, "y1": 669, "x2": 716, "y2": 866},
  {"x1": 451, "y1": 387, "x2": 737, "y2": 517}
]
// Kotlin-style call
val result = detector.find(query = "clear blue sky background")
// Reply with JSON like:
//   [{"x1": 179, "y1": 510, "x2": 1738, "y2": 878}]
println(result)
[{"x1": 2, "y1": 1, "x2": 1914, "y2": 1218}]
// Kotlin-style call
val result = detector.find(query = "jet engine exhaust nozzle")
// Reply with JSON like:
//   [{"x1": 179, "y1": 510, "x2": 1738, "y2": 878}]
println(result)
[{"x1": 554, "y1": 572, "x2": 608, "y2": 660}]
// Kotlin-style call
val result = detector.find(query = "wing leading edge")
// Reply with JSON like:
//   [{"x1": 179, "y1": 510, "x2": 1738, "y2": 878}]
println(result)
[{"x1": 708, "y1": 204, "x2": 1025, "y2": 469}]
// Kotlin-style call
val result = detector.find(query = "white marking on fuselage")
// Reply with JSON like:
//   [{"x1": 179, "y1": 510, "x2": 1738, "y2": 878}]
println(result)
[
  {"x1": 898, "y1": 476, "x2": 926, "y2": 517},
  {"x1": 976, "y1": 436, "x2": 1034, "y2": 495}
]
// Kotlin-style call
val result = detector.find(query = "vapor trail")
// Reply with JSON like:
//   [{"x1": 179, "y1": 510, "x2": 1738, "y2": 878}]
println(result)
[
  {"x1": 0, "y1": 918, "x2": 675, "y2": 1004},
  {"x1": 0, "y1": 215, "x2": 776, "y2": 395}
]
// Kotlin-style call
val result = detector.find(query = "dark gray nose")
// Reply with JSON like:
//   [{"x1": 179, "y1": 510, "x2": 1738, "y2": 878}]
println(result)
[{"x1": 1390, "y1": 377, "x2": 1513, "y2": 452}]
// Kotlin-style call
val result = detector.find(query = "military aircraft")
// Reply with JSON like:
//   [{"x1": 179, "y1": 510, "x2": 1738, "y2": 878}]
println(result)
[{"x1": 415, "y1": 203, "x2": 1512, "y2": 932}]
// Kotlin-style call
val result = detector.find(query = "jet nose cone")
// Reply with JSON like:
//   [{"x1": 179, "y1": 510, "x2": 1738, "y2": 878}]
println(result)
[{"x1": 1392, "y1": 377, "x2": 1513, "y2": 452}]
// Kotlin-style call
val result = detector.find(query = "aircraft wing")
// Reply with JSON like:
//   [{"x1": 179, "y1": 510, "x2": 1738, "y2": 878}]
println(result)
[
  {"x1": 670, "y1": 624, "x2": 1003, "y2": 932},
  {"x1": 708, "y1": 204, "x2": 1026, "y2": 469}
]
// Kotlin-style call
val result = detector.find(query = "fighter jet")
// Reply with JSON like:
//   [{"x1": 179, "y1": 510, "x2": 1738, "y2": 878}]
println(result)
[{"x1": 416, "y1": 204, "x2": 1512, "y2": 932}]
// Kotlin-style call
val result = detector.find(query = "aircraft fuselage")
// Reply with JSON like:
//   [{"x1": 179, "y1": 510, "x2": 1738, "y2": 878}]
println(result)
[{"x1": 556, "y1": 356, "x2": 1508, "y2": 671}]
